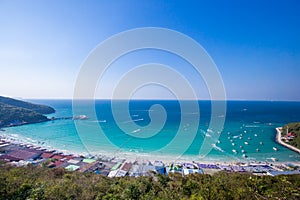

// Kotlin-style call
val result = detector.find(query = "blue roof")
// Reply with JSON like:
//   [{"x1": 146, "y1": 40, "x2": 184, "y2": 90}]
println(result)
[{"x1": 268, "y1": 170, "x2": 300, "y2": 176}]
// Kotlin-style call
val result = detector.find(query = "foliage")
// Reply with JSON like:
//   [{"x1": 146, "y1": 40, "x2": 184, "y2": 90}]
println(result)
[
  {"x1": 0, "y1": 165, "x2": 300, "y2": 200},
  {"x1": 0, "y1": 96, "x2": 55, "y2": 114},
  {"x1": 0, "y1": 96, "x2": 55, "y2": 127},
  {"x1": 0, "y1": 103, "x2": 49, "y2": 127}
]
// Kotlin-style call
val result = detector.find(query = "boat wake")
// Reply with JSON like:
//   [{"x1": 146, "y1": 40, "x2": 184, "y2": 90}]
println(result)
[
  {"x1": 212, "y1": 144, "x2": 225, "y2": 152},
  {"x1": 131, "y1": 129, "x2": 141, "y2": 134},
  {"x1": 122, "y1": 118, "x2": 144, "y2": 124}
]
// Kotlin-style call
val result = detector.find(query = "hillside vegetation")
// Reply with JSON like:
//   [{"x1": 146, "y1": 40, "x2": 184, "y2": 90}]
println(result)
[
  {"x1": 0, "y1": 96, "x2": 55, "y2": 127},
  {"x1": 0, "y1": 165, "x2": 299, "y2": 200},
  {"x1": 282, "y1": 122, "x2": 300, "y2": 148},
  {"x1": 0, "y1": 96, "x2": 55, "y2": 114}
]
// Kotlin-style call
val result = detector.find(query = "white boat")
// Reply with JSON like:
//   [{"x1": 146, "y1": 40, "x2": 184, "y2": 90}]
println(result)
[
  {"x1": 232, "y1": 143, "x2": 235, "y2": 146},
  {"x1": 256, "y1": 148, "x2": 259, "y2": 152},
  {"x1": 232, "y1": 149, "x2": 237, "y2": 153},
  {"x1": 259, "y1": 141, "x2": 263, "y2": 145},
  {"x1": 241, "y1": 149, "x2": 246, "y2": 153},
  {"x1": 273, "y1": 147, "x2": 278, "y2": 151},
  {"x1": 244, "y1": 142, "x2": 249, "y2": 145},
  {"x1": 131, "y1": 129, "x2": 141, "y2": 134},
  {"x1": 254, "y1": 134, "x2": 258, "y2": 137},
  {"x1": 205, "y1": 133, "x2": 212, "y2": 137},
  {"x1": 73, "y1": 115, "x2": 88, "y2": 120},
  {"x1": 242, "y1": 154, "x2": 247, "y2": 158}
]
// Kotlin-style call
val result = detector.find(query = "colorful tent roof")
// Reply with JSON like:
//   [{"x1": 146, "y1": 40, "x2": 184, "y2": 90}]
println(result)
[
  {"x1": 82, "y1": 158, "x2": 96, "y2": 164},
  {"x1": 65, "y1": 165, "x2": 80, "y2": 171}
]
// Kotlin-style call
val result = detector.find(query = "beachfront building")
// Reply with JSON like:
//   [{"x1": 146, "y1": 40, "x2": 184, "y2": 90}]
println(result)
[
  {"x1": 108, "y1": 162, "x2": 123, "y2": 177},
  {"x1": 183, "y1": 168, "x2": 203, "y2": 175},
  {"x1": 65, "y1": 164, "x2": 80, "y2": 171},
  {"x1": 166, "y1": 163, "x2": 183, "y2": 175},
  {"x1": 1, "y1": 149, "x2": 42, "y2": 162},
  {"x1": 129, "y1": 162, "x2": 157, "y2": 177},
  {"x1": 153, "y1": 161, "x2": 166, "y2": 174},
  {"x1": 115, "y1": 162, "x2": 133, "y2": 177}
]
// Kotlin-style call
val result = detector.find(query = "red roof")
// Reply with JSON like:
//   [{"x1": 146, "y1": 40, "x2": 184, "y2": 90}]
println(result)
[
  {"x1": 64, "y1": 155, "x2": 74, "y2": 160},
  {"x1": 51, "y1": 154, "x2": 64, "y2": 160},
  {"x1": 54, "y1": 160, "x2": 64, "y2": 167},
  {"x1": 7, "y1": 150, "x2": 41, "y2": 160},
  {"x1": 287, "y1": 132, "x2": 296, "y2": 137},
  {"x1": 121, "y1": 162, "x2": 133, "y2": 172},
  {"x1": 41, "y1": 152, "x2": 54, "y2": 159}
]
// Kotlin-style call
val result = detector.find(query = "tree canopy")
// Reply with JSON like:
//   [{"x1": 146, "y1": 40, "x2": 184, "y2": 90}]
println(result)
[
  {"x1": 0, "y1": 165, "x2": 299, "y2": 200},
  {"x1": 0, "y1": 96, "x2": 55, "y2": 127}
]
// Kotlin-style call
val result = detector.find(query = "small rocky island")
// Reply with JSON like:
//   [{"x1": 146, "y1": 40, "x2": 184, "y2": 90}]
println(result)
[
  {"x1": 276, "y1": 122, "x2": 300, "y2": 154},
  {"x1": 0, "y1": 96, "x2": 55, "y2": 128},
  {"x1": 281, "y1": 122, "x2": 300, "y2": 149}
]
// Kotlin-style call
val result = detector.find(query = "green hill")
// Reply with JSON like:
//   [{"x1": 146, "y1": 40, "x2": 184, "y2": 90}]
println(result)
[
  {"x1": 0, "y1": 96, "x2": 55, "y2": 114},
  {"x1": 0, "y1": 96, "x2": 55, "y2": 127}
]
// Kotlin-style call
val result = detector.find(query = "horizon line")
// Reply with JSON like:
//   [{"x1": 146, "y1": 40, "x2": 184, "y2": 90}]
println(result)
[{"x1": 22, "y1": 98, "x2": 300, "y2": 102}]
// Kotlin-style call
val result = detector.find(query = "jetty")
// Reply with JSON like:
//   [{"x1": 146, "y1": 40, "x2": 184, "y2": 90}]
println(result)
[{"x1": 276, "y1": 127, "x2": 300, "y2": 154}]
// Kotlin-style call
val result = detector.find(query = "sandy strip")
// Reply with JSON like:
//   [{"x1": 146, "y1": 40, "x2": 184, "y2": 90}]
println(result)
[{"x1": 0, "y1": 130, "x2": 284, "y2": 166}]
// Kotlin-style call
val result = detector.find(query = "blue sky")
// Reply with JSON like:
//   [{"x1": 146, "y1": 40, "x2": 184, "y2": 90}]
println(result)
[{"x1": 0, "y1": 0, "x2": 299, "y2": 100}]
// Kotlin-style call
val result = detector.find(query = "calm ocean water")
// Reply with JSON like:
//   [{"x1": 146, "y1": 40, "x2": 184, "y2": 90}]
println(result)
[{"x1": 1, "y1": 100, "x2": 300, "y2": 162}]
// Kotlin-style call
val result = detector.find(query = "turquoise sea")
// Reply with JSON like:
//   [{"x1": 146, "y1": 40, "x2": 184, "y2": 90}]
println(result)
[{"x1": 1, "y1": 100, "x2": 300, "y2": 163}]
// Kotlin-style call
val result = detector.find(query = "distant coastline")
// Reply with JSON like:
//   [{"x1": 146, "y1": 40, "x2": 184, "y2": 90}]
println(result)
[
  {"x1": 0, "y1": 96, "x2": 55, "y2": 128},
  {"x1": 276, "y1": 127, "x2": 300, "y2": 154}
]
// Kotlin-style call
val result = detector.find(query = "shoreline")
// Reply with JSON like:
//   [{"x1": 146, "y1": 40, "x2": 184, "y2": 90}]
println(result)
[
  {"x1": 276, "y1": 127, "x2": 300, "y2": 154},
  {"x1": 1, "y1": 131, "x2": 300, "y2": 177},
  {"x1": 0, "y1": 133, "x2": 296, "y2": 167},
  {"x1": 0, "y1": 134, "x2": 238, "y2": 165}
]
